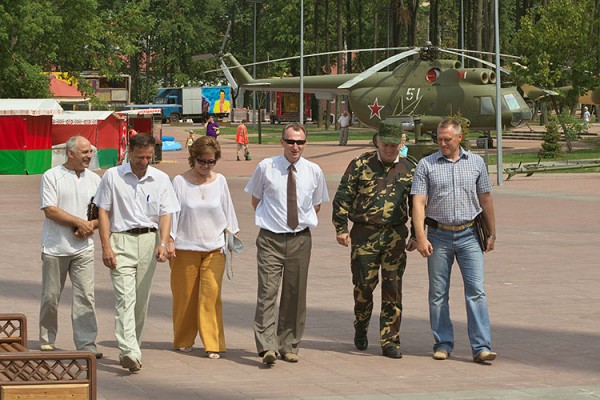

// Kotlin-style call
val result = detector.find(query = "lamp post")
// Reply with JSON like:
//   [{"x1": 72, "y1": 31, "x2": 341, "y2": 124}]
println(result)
[
  {"x1": 299, "y1": 0, "x2": 304, "y2": 124},
  {"x1": 494, "y1": 0, "x2": 503, "y2": 186},
  {"x1": 460, "y1": 0, "x2": 464, "y2": 65},
  {"x1": 246, "y1": 0, "x2": 264, "y2": 132}
]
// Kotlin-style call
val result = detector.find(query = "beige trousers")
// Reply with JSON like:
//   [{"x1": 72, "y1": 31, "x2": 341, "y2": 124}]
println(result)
[{"x1": 110, "y1": 232, "x2": 158, "y2": 363}]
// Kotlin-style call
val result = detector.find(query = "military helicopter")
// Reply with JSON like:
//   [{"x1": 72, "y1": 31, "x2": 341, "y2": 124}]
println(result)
[{"x1": 212, "y1": 44, "x2": 533, "y2": 134}]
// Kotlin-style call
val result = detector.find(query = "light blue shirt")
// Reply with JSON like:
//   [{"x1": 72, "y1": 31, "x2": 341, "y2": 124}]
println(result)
[{"x1": 410, "y1": 148, "x2": 491, "y2": 225}]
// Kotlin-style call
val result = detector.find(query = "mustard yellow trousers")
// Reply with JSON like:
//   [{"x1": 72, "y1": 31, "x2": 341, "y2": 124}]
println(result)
[{"x1": 170, "y1": 249, "x2": 226, "y2": 352}]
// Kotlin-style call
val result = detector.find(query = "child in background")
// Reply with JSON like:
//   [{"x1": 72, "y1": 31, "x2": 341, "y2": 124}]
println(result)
[{"x1": 235, "y1": 120, "x2": 249, "y2": 161}]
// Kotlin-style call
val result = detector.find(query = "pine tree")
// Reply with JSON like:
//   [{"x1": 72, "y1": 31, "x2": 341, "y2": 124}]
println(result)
[{"x1": 538, "y1": 116, "x2": 562, "y2": 159}]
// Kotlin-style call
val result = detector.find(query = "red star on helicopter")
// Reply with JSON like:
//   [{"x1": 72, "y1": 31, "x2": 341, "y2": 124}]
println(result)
[{"x1": 368, "y1": 98, "x2": 385, "y2": 119}]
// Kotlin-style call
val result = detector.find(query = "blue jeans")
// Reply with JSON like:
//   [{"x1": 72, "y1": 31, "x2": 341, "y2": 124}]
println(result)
[{"x1": 427, "y1": 226, "x2": 492, "y2": 356}]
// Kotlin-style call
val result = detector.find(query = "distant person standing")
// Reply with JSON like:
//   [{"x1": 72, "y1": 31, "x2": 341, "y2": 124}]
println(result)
[
  {"x1": 39, "y1": 136, "x2": 102, "y2": 358},
  {"x1": 245, "y1": 123, "x2": 329, "y2": 366},
  {"x1": 206, "y1": 116, "x2": 220, "y2": 139},
  {"x1": 94, "y1": 133, "x2": 180, "y2": 373},
  {"x1": 399, "y1": 132, "x2": 409, "y2": 157},
  {"x1": 583, "y1": 106, "x2": 591, "y2": 131},
  {"x1": 185, "y1": 130, "x2": 195, "y2": 149},
  {"x1": 411, "y1": 118, "x2": 497, "y2": 364},
  {"x1": 337, "y1": 110, "x2": 351, "y2": 146},
  {"x1": 235, "y1": 120, "x2": 249, "y2": 161}
]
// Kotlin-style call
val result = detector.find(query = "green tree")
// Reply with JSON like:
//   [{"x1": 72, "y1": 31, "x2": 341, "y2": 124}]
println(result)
[
  {"x1": 0, "y1": 0, "x2": 60, "y2": 97},
  {"x1": 510, "y1": 0, "x2": 597, "y2": 101},
  {"x1": 539, "y1": 115, "x2": 562, "y2": 159}
]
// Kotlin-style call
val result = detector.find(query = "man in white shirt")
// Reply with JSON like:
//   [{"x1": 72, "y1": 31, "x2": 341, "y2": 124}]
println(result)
[
  {"x1": 245, "y1": 122, "x2": 329, "y2": 366},
  {"x1": 94, "y1": 133, "x2": 179, "y2": 373},
  {"x1": 337, "y1": 110, "x2": 351, "y2": 146},
  {"x1": 39, "y1": 136, "x2": 102, "y2": 358}
]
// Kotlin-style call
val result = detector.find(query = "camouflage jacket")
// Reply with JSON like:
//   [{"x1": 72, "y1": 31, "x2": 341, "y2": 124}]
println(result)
[{"x1": 332, "y1": 150, "x2": 416, "y2": 235}]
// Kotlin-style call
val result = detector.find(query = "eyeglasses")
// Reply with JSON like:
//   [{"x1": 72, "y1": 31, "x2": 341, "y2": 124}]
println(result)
[
  {"x1": 283, "y1": 139, "x2": 306, "y2": 145},
  {"x1": 196, "y1": 158, "x2": 217, "y2": 166}
]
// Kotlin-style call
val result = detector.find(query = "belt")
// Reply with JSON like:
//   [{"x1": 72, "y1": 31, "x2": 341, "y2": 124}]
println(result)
[
  {"x1": 425, "y1": 218, "x2": 474, "y2": 232},
  {"x1": 123, "y1": 227, "x2": 157, "y2": 235},
  {"x1": 262, "y1": 227, "x2": 310, "y2": 237}
]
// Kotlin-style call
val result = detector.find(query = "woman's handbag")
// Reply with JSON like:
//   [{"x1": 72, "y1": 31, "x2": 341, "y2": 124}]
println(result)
[{"x1": 224, "y1": 228, "x2": 243, "y2": 279}]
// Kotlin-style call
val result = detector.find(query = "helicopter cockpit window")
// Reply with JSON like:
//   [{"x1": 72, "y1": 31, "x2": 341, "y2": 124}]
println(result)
[
  {"x1": 480, "y1": 97, "x2": 494, "y2": 115},
  {"x1": 503, "y1": 94, "x2": 521, "y2": 111}
]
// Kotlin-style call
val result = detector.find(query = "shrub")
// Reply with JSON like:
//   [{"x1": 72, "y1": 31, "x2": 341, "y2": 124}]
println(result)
[{"x1": 538, "y1": 115, "x2": 562, "y2": 159}]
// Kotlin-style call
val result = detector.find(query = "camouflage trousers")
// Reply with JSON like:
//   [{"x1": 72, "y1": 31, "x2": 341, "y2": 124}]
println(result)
[{"x1": 350, "y1": 223, "x2": 408, "y2": 348}]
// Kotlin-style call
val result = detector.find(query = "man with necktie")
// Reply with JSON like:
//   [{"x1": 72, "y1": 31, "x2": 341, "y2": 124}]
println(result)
[{"x1": 244, "y1": 122, "x2": 329, "y2": 366}]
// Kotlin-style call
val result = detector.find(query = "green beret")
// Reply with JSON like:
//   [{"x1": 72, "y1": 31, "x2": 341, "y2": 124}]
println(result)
[{"x1": 377, "y1": 120, "x2": 404, "y2": 144}]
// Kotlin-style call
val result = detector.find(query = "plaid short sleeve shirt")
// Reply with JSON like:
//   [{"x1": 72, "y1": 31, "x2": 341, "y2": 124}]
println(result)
[{"x1": 410, "y1": 149, "x2": 492, "y2": 225}]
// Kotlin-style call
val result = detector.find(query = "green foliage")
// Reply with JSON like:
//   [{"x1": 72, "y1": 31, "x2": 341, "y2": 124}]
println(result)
[
  {"x1": 0, "y1": 60, "x2": 51, "y2": 98},
  {"x1": 538, "y1": 116, "x2": 563, "y2": 159},
  {"x1": 557, "y1": 112, "x2": 586, "y2": 145},
  {"x1": 510, "y1": 0, "x2": 597, "y2": 103},
  {"x1": 1, "y1": 0, "x2": 599, "y2": 109}
]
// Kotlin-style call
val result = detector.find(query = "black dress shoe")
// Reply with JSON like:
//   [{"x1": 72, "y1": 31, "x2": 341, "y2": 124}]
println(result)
[
  {"x1": 382, "y1": 345, "x2": 403, "y2": 359},
  {"x1": 354, "y1": 336, "x2": 368, "y2": 351}
]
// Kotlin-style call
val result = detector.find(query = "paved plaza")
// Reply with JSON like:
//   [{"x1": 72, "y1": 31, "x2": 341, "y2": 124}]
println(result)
[{"x1": 1, "y1": 125, "x2": 599, "y2": 399}]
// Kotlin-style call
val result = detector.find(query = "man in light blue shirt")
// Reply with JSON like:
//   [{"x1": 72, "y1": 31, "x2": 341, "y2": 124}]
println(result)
[{"x1": 411, "y1": 118, "x2": 497, "y2": 364}]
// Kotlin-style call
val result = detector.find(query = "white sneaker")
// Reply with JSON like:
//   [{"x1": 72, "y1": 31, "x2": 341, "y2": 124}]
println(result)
[{"x1": 40, "y1": 344, "x2": 55, "y2": 351}]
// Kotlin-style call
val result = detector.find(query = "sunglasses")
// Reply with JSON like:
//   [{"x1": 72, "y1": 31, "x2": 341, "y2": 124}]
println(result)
[
  {"x1": 283, "y1": 139, "x2": 307, "y2": 145},
  {"x1": 196, "y1": 158, "x2": 217, "y2": 166}
]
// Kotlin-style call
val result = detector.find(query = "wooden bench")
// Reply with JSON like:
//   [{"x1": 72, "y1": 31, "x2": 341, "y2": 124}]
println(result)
[
  {"x1": 0, "y1": 313, "x2": 27, "y2": 353},
  {"x1": 0, "y1": 313, "x2": 96, "y2": 400}
]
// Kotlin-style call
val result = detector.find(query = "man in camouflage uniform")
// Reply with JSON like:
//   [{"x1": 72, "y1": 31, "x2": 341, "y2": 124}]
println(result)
[{"x1": 332, "y1": 120, "x2": 416, "y2": 359}]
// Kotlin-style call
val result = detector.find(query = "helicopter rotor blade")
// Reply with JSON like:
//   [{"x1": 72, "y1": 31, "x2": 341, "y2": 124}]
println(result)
[
  {"x1": 219, "y1": 47, "x2": 412, "y2": 70},
  {"x1": 338, "y1": 48, "x2": 419, "y2": 89},
  {"x1": 440, "y1": 48, "x2": 510, "y2": 74},
  {"x1": 191, "y1": 20, "x2": 232, "y2": 63},
  {"x1": 446, "y1": 47, "x2": 521, "y2": 60},
  {"x1": 219, "y1": 59, "x2": 238, "y2": 91},
  {"x1": 191, "y1": 53, "x2": 216, "y2": 62},
  {"x1": 219, "y1": 20, "x2": 232, "y2": 55}
]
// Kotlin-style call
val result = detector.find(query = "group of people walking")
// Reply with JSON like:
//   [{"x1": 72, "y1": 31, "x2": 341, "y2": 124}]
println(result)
[{"x1": 38, "y1": 117, "x2": 496, "y2": 374}]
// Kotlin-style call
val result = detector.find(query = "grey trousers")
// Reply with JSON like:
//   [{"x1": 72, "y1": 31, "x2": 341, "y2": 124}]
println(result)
[
  {"x1": 339, "y1": 126, "x2": 349, "y2": 145},
  {"x1": 254, "y1": 228, "x2": 312, "y2": 356},
  {"x1": 39, "y1": 248, "x2": 98, "y2": 351}
]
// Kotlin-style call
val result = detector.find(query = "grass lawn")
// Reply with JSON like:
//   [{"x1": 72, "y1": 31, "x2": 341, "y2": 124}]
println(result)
[
  {"x1": 191, "y1": 125, "x2": 600, "y2": 172},
  {"x1": 209, "y1": 124, "x2": 377, "y2": 143}
]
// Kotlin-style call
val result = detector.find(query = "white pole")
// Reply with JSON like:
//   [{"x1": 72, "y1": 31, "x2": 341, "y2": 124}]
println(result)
[
  {"x1": 299, "y1": 0, "x2": 304, "y2": 124},
  {"x1": 494, "y1": 0, "x2": 503, "y2": 186},
  {"x1": 460, "y1": 0, "x2": 464, "y2": 65},
  {"x1": 252, "y1": 2, "x2": 257, "y2": 128}
]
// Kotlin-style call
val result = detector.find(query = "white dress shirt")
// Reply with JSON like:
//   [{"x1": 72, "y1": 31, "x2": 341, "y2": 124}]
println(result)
[
  {"x1": 244, "y1": 155, "x2": 329, "y2": 233},
  {"x1": 94, "y1": 163, "x2": 180, "y2": 233}
]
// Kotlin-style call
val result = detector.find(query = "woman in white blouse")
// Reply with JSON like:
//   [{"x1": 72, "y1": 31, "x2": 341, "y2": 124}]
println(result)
[{"x1": 168, "y1": 136, "x2": 239, "y2": 359}]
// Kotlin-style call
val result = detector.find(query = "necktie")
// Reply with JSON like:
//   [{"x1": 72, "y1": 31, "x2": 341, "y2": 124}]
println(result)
[{"x1": 287, "y1": 164, "x2": 299, "y2": 230}]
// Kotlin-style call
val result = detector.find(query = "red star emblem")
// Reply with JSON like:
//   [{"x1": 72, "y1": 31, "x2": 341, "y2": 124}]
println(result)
[{"x1": 368, "y1": 98, "x2": 385, "y2": 119}]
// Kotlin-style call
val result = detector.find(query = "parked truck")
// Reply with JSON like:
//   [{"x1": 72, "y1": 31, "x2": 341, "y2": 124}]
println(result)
[{"x1": 126, "y1": 86, "x2": 231, "y2": 123}]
